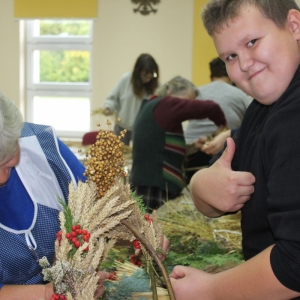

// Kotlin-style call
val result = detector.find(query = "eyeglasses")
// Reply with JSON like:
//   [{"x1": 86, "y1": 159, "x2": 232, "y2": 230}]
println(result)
[{"x1": 140, "y1": 72, "x2": 157, "y2": 81}]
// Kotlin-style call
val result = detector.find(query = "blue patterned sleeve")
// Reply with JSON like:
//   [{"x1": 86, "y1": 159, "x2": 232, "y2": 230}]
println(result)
[{"x1": 57, "y1": 139, "x2": 86, "y2": 182}]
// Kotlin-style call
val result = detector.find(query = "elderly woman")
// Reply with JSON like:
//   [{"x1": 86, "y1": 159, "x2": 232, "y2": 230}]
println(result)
[
  {"x1": 0, "y1": 91, "x2": 109, "y2": 299},
  {"x1": 130, "y1": 76, "x2": 227, "y2": 212}
]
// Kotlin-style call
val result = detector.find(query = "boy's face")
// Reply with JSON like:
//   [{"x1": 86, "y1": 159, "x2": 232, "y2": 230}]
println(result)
[{"x1": 213, "y1": 6, "x2": 300, "y2": 105}]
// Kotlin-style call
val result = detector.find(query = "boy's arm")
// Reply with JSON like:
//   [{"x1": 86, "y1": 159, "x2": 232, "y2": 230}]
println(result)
[
  {"x1": 190, "y1": 137, "x2": 255, "y2": 217},
  {"x1": 170, "y1": 245, "x2": 300, "y2": 300}
]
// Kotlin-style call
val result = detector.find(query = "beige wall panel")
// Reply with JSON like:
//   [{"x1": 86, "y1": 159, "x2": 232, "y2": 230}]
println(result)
[
  {"x1": 0, "y1": 1, "x2": 20, "y2": 109},
  {"x1": 0, "y1": 0, "x2": 194, "y2": 132},
  {"x1": 92, "y1": 0, "x2": 194, "y2": 129}
]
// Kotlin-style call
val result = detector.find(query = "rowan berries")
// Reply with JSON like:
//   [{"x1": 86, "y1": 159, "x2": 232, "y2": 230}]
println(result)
[
  {"x1": 60, "y1": 224, "x2": 91, "y2": 252},
  {"x1": 51, "y1": 293, "x2": 67, "y2": 300},
  {"x1": 132, "y1": 239, "x2": 141, "y2": 249}
]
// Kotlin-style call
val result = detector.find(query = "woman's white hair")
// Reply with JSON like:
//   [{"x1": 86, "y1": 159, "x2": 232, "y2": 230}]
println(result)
[
  {"x1": 155, "y1": 76, "x2": 199, "y2": 98},
  {"x1": 0, "y1": 91, "x2": 23, "y2": 162}
]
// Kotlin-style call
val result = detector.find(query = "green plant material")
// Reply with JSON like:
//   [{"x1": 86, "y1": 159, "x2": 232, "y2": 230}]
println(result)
[
  {"x1": 130, "y1": 191, "x2": 146, "y2": 215},
  {"x1": 57, "y1": 197, "x2": 73, "y2": 232},
  {"x1": 197, "y1": 241, "x2": 227, "y2": 255},
  {"x1": 148, "y1": 261, "x2": 158, "y2": 300},
  {"x1": 68, "y1": 247, "x2": 78, "y2": 260},
  {"x1": 101, "y1": 247, "x2": 133, "y2": 272},
  {"x1": 40, "y1": 50, "x2": 90, "y2": 83},
  {"x1": 102, "y1": 238, "x2": 243, "y2": 277},
  {"x1": 102, "y1": 269, "x2": 150, "y2": 300},
  {"x1": 40, "y1": 20, "x2": 90, "y2": 36},
  {"x1": 163, "y1": 239, "x2": 243, "y2": 271},
  {"x1": 202, "y1": 253, "x2": 242, "y2": 267}
]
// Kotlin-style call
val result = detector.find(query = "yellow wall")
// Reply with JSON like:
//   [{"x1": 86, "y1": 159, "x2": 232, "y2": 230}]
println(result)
[
  {"x1": 193, "y1": 0, "x2": 300, "y2": 85},
  {"x1": 14, "y1": 0, "x2": 98, "y2": 18},
  {"x1": 192, "y1": 0, "x2": 218, "y2": 86}
]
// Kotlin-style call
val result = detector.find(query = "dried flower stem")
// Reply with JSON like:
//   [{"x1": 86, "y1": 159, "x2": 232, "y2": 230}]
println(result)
[
  {"x1": 149, "y1": 264, "x2": 158, "y2": 300},
  {"x1": 121, "y1": 219, "x2": 176, "y2": 300}
]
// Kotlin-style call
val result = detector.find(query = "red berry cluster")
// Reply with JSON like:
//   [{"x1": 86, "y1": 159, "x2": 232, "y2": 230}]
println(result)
[
  {"x1": 50, "y1": 293, "x2": 67, "y2": 300},
  {"x1": 65, "y1": 225, "x2": 91, "y2": 251},
  {"x1": 130, "y1": 254, "x2": 142, "y2": 267},
  {"x1": 56, "y1": 231, "x2": 62, "y2": 246},
  {"x1": 144, "y1": 214, "x2": 153, "y2": 224},
  {"x1": 132, "y1": 239, "x2": 141, "y2": 249},
  {"x1": 108, "y1": 271, "x2": 117, "y2": 281}
]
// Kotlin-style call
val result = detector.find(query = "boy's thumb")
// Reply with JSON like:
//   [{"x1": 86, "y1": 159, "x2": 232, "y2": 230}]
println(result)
[{"x1": 220, "y1": 137, "x2": 236, "y2": 169}]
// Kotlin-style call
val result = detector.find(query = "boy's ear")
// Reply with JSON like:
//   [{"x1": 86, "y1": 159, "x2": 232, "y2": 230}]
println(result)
[{"x1": 287, "y1": 9, "x2": 300, "y2": 40}]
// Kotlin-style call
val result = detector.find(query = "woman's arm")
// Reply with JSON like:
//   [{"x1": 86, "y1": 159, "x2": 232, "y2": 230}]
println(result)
[
  {"x1": 0, "y1": 282, "x2": 53, "y2": 300},
  {"x1": 154, "y1": 97, "x2": 227, "y2": 132},
  {"x1": 0, "y1": 271, "x2": 110, "y2": 300},
  {"x1": 103, "y1": 72, "x2": 130, "y2": 113}
]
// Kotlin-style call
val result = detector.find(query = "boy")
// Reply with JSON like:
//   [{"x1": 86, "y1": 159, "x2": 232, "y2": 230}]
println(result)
[{"x1": 170, "y1": 0, "x2": 300, "y2": 299}]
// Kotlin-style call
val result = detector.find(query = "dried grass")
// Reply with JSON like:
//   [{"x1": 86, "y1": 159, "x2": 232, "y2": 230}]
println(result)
[{"x1": 156, "y1": 193, "x2": 242, "y2": 250}]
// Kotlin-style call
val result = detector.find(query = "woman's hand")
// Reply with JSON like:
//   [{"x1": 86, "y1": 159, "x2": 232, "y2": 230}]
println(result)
[
  {"x1": 103, "y1": 107, "x2": 112, "y2": 116},
  {"x1": 134, "y1": 234, "x2": 170, "y2": 261},
  {"x1": 201, "y1": 130, "x2": 231, "y2": 155},
  {"x1": 186, "y1": 136, "x2": 207, "y2": 155},
  {"x1": 94, "y1": 271, "x2": 110, "y2": 299},
  {"x1": 157, "y1": 234, "x2": 170, "y2": 261}
]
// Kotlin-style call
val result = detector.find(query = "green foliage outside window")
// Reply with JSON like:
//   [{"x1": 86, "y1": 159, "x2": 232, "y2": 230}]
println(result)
[
  {"x1": 39, "y1": 20, "x2": 90, "y2": 36},
  {"x1": 38, "y1": 21, "x2": 91, "y2": 83},
  {"x1": 40, "y1": 50, "x2": 90, "y2": 82}
]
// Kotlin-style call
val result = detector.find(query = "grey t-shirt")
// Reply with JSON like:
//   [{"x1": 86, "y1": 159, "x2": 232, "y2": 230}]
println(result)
[{"x1": 184, "y1": 81, "x2": 252, "y2": 144}]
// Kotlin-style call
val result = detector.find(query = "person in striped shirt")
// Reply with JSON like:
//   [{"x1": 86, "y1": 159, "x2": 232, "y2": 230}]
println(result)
[{"x1": 130, "y1": 76, "x2": 227, "y2": 212}]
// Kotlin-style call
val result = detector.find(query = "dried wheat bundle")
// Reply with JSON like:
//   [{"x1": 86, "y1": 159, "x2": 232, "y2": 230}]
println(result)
[
  {"x1": 38, "y1": 128, "x2": 172, "y2": 300},
  {"x1": 40, "y1": 179, "x2": 166, "y2": 299},
  {"x1": 39, "y1": 180, "x2": 133, "y2": 299},
  {"x1": 158, "y1": 195, "x2": 242, "y2": 249}
]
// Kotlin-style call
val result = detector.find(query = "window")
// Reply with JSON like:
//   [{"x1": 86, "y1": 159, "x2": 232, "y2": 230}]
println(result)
[{"x1": 26, "y1": 20, "x2": 93, "y2": 138}]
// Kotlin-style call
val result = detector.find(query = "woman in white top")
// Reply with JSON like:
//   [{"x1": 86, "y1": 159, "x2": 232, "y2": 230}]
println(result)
[{"x1": 103, "y1": 53, "x2": 159, "y2": 145}]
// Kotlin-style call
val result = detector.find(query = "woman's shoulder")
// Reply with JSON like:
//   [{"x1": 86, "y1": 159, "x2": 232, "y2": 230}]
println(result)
[
  {"x1": 120, "y1": 72, "x2": 132, "y2": 81},
  {"x1": 114, "y1": 72, "x2": 132, "y2": 89}
]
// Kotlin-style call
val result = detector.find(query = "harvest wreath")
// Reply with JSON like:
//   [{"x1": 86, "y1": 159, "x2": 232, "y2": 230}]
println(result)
[{"x1": 38, "y1": 126, "x2": 174, "y2": 300}]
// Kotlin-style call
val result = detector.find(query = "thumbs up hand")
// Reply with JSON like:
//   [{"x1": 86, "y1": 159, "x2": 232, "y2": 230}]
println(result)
[{"x1": 190, "y1": 137, "x2": 255, "y2": 217}]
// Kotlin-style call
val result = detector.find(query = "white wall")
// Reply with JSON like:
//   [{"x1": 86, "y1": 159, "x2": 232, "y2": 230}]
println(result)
[
  {"x1": 0, "y1": 0, "x2": 194, "y2": 132},
  {"x1": 0, "y1": 1, "x2": 20, "y2": 108},
  {"x1": 92, "y1": 0, "x2": 194, "y2": 129},
  {"x1": 3, "y1": 0, "x2": 300, "y2": 132}
]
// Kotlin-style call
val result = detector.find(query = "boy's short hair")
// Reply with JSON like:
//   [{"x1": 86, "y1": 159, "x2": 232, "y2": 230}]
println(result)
[
  {"x1": 202, "y1": 0, "x2": 300, "y2": 36},
  {"x1": 209, "y1": 57, "x2": 228, "y2": 78}
]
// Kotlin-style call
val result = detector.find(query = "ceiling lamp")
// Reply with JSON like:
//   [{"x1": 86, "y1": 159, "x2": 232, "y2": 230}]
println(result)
[{"x1": 131, "y1": 0, "x2": 160, "y2": 15}]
